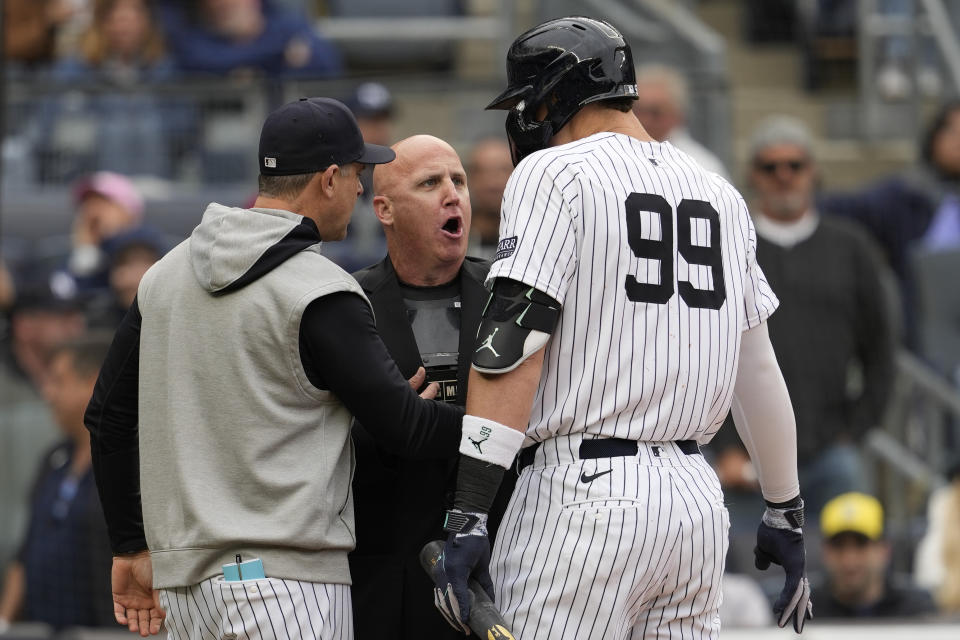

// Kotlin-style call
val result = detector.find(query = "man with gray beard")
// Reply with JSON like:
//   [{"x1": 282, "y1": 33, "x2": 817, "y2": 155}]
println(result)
[{"x1": 712, "y1": 116, "x2": 895, "y2": 521}]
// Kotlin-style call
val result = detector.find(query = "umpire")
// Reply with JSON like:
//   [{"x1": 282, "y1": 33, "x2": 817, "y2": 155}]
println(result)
[
  {"x1": 84, "y1": 99, "x2": 464, "y2": 639},
  {"x1": 350, "y1": 135, "x2": 514, "y2": 639}
]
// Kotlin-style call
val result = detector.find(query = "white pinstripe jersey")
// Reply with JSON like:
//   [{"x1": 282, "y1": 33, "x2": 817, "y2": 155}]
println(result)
[{"x1": 487, "y1": 132, "x2": 778, "y2": 444}]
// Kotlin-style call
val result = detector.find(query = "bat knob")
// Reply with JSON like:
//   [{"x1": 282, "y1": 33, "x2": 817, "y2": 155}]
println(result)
[{"x1": 483, "y1": 624, "x2": 516, "y2": 639}]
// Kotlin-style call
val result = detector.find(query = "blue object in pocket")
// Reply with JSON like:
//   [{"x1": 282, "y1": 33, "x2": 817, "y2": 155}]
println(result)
[{"x1": 223, "y1": 557, "x2": 265, "y2": 581}]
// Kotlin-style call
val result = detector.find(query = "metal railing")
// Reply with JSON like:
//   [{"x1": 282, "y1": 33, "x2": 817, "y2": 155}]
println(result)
[
  {"x1": 315, "y1": 0, "x2": 517, "y2": 79},
  {"x1": 317, "y1": 16, "x2": 508, "y2": 41},
  {"x1": 0, "y1": 73, "x2": 521, "y2": 195},
  {"x1": 857, "y1": 0, "x2": 960, "y2": 140},
  {"x1": 2, "y1": 80, "x2": 278, "y2": 189},
  {"x1": 920, "y1": 0, "x2": 960, "y2": 91},
  {"x1": 867, "y1": 349, "x2": 960, "y2": 531}
]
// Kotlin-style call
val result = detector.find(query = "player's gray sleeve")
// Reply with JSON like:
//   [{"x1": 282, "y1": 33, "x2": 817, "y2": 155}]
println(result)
[{"x1": 729, "y1": 321, "x2": 801, "y2": 503}]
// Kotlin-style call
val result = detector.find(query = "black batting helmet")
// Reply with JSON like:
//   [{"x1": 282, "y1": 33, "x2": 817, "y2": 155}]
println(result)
[{"x1": 486, "y1": 16, "x2": 637, "y2": 165}]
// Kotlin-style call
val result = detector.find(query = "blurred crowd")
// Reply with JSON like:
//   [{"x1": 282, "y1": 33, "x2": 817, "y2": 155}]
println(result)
[
  {"x1": 4, "y1": 0, "x2": 341, "y2": 78},
  {"x1": 3, "y1": 0, "x2": 960, "y2": 634},
  {"x1": 4, "y1": 0, "x2": 343, "y2": 184}
]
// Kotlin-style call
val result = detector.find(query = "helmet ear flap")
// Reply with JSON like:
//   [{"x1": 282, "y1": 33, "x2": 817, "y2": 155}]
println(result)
[{"x1": 505, "y1": 103, "x2": 554, "y2": 166}]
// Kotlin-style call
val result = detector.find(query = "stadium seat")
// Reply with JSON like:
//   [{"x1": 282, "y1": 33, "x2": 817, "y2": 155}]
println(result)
[
  {"x1": 913, "y1": 247, "x2": 960, "y2": 382},
  {"x1": 326, "y1": 0, "x2": 462, "y2": 71}
]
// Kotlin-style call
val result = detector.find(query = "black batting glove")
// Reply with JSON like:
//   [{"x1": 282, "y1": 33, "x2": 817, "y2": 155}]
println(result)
[
  {"x1": 432, "y1": 510, "x2": 494, "y2": 634},
  {"x1": 754, "y1": 496, "x2": 813, "y2": 633}
]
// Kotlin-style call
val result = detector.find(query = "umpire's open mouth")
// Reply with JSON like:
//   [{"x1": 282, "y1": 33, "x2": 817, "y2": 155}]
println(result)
[{"x1": 440, "y1": 215, "x2": 463, "y2": 238}]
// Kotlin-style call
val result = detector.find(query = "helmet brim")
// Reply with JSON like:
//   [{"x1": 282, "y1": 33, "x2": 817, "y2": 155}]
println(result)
[{"x1": 485, "y1": 84, "x2": 532, "y2": 111}]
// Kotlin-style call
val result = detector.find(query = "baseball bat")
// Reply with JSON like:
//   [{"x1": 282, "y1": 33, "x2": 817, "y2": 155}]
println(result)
[{"x1": 420, "y1": 540, "x2": 516, "y2": 639}]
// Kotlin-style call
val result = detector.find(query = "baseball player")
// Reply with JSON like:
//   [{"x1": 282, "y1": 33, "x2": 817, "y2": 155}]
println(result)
[{"x1": 431, "y1": 16, "x2": 813, "y2": 639}]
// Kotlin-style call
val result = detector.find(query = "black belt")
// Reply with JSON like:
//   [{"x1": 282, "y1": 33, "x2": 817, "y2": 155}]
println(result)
[{"x1": 517, "y1": 438, "x2": 700, "y2": 471}]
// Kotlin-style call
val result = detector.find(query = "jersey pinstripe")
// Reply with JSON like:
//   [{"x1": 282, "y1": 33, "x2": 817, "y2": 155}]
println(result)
[
  {"x1": 487, "y1": 132, "x2": 778, "y2": 445},
  {"x1": 159, "y1": 577, "x2": 352, "y2": 640}
]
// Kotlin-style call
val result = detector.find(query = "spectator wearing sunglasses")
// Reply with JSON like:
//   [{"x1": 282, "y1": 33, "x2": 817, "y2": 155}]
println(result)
[{"x1": 711, "y1": 116, "x2": 895, "y2": 526}]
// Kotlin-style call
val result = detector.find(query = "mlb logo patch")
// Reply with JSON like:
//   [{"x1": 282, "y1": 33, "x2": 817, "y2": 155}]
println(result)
[
  {"x1": 264, "y1": 157, "x2": 277, "y2": 168},
  {"x1": 495, "y1": 236, "x2": 518, "y2": 261}
]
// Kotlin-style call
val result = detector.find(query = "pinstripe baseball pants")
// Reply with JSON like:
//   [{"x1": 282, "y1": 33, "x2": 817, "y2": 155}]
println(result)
[
  {"x1": 158, "y1": 577, "x2": 353, "y2": 640},
  {"x1": 491, "y1": 435, "x2": 730, "y2": 639}
]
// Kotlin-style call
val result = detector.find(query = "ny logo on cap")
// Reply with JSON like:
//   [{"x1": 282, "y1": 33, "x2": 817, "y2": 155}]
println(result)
[{"x1": 264, "y1": 157, "x2": 277, "y2": 168}]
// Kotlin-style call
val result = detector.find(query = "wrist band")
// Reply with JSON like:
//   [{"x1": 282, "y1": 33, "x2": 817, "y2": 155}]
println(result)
[
  {"x1": 459, "y1": 414, "x2": 526, "y2": 469},
  {"x1": 442, "y1": 509, "x2": 489, "y2": 536},
  {"x1": 763, "y1": 497, "x2": 805, "y2": 532}
]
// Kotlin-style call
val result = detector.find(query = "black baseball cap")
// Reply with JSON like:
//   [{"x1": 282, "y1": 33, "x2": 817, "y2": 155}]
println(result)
[
  {"x1": 12, "y1": 269, "x2": 85, "y2": 315},
  {"x1": 258, "y1": 97, "x2": 395, "y2": 176},
  {"x1": 344, "y1": 82, "x2": 394, "y2": 119}
]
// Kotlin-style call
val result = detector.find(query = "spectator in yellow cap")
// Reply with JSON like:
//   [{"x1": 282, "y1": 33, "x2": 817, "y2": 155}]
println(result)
[{"x1": 814, "y1": 492, "x2": 937, "y2": 618}]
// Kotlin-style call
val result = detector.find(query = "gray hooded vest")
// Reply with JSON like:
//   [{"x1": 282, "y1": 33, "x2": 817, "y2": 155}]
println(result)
[{"x1": 136, "y1": 204, "x2": 368, "y2": 588}]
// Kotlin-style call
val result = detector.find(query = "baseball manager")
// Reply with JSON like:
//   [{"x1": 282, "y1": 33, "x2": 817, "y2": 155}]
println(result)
[{"x1": 84, "y1": 97, "x2": 463, "y2": 640}]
